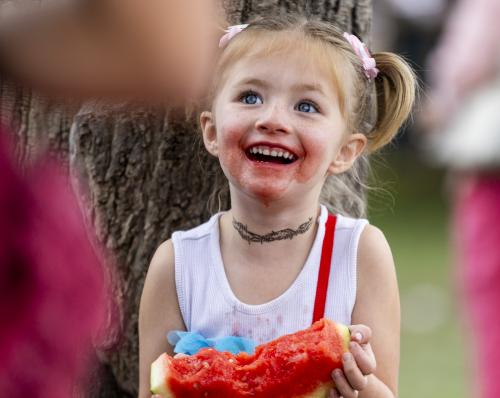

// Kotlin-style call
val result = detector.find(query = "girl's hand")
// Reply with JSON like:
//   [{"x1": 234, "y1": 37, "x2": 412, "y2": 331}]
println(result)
[{"x1": 330, "y1": 324, "x2": 376, "y2": 398}]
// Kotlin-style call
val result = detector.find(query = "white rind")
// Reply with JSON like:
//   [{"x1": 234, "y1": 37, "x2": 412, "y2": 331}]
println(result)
[
  {"x1": 334, "y1": 322, "x2": 351, "y2": 352},
  {"x1": 150, "y1": 354, "x2": 173, "y2": 398}
]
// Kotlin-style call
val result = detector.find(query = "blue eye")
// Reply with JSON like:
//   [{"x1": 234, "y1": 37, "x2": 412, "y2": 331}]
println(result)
[
  {"x1": 240, "y1": 92, "x2": 263, "y2": 105},
  {"x1": 296, "y1": 101, "x2": 319, "y2": 113}
]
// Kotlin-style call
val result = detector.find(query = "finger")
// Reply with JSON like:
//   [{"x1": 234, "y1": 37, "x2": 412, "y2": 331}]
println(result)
[
  {"x1": 328, "y1": 389, "x2": 341, "y2": 398},
  {"x1": 342, "y1": 351, "x2": 368, "y2": 391},
  {"x1": 349, "y1": 341, "x2": 376, "y2": 375},
  {"x1": 332, "y1": 368, "x2": 359, "y2": 398},
  {"x1": 348, "y1": 324, "x2": 372, "y2": 344}
]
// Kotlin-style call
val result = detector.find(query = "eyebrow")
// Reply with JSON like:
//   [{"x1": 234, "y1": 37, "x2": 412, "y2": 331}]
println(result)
[
  {"x1": 292, "y1": 83, "x2": 327, "y2": 96},
  {"x1": 235, "y1": 78, "x2": 269, "y2": 88},
  {"x1": 235, "y1": 78, "x2": 327, "y2": 96}
]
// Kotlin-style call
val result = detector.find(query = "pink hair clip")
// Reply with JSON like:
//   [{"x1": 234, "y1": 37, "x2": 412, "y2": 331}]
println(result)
[
  {"x1": 343, "y1": 32, "x2": 379, "y2": 80},
  {"x1": 219, "y1": 24, "x2": 249, "y2": 48}
]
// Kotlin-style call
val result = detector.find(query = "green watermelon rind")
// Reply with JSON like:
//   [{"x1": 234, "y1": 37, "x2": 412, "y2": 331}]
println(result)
[
  {"x1": 151, "y1": 354, "x2": 173, "y2": 397},
  {"x1": 334, "y1": 322, "x2": 351, "y2": 352}
]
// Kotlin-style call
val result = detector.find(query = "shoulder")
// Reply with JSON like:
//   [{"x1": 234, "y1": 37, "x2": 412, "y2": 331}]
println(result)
[
  {"x1": 353, "y1": 224, "x2": 399, "y2": 321},
  {"x1": 357, "y1": 224, "x2": 395, "y2": 282},
  {"x1": 354, "y1": 224, "x2": 399, "y2": 320},
  {"x1": 147, "y1": 239, "x2": 175, "y2": 282}
]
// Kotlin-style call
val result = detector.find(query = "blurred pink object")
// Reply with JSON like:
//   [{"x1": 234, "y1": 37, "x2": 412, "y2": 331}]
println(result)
[
  {"x1": 427, "y1": 0, "x2": 500, "y2": 118},
  {"x1": 0, "y1": 126, "x2": 107, "y2": 397},
  {"x1": 454, "y1": 176, "x2": 500, "y2": 398}
]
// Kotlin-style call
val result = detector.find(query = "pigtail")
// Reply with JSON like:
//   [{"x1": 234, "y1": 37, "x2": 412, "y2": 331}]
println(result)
[{"x1": 368, "y1": 52, "x2": 417, "y2": 152}]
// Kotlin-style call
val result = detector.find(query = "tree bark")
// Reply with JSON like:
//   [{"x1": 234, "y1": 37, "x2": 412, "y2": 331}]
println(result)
[{"x1": 0, "y1": 0, "x2": 371, "y2": 396}]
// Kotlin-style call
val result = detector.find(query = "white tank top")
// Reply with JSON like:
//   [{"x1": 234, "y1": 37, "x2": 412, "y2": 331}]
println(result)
[{"x1": 172, "y1": 205, "x2": 368, "y2": 345}]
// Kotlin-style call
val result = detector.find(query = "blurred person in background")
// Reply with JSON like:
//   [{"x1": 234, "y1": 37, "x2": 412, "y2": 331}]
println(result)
[
  {"x1": 0, "y1": 0, "x2": 221, "y2": 103},
  {"x1": 373, "y1": 0, "x2": 447, "y2": 63},
  {"x1": 421, "y1": 0, "x2": 500, "y2": 396},
  {"x1": 0, "y1": 129, "x2": 108, "y2": 397},
  {"x1": 373, "y1": 0, "x2": 448, "y2": 147},
  {"x1": 0, "y1": 1, "x2": 221, "y2": 397}
]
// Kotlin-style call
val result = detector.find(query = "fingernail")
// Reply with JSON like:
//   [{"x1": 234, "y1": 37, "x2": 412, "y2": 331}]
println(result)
[
  {"x1": 343, "y1": 352, "x2": 352, "y2": 362},
  {"x1": 349, "y1": 341, "x2": 357, "y2": 350},
  {"x1": 354, "y1": 332, "x2": 363, "y2": 341},
  {"x1": 333, "y1": 369, "x2": 342, "y2": 378}
]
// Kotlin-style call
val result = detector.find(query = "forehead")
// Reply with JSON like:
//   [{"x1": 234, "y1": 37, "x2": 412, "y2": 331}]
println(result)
[
  {"x1": 217, "y1": 30, "x2": 352, "y2": 108},
  {"x1": 226, "y1": 51, "x2": 331, "y2": 91}
]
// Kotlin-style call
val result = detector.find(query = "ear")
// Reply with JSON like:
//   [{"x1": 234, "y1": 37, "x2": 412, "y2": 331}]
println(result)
[
  {"x1": 327, "y1": 133, "x2": 367, "y2": 175},
  {"x1": 200, "y1": 111, "x2": 218, "y2": 156}
]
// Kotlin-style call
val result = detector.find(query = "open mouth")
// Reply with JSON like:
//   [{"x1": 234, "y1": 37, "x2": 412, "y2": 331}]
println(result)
[{"x1": 245, "y1": 145, "x2": 298, "y2": 165}]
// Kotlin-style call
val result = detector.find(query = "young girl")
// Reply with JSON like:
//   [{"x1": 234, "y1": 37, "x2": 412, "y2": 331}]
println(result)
[{"x1": 139, "y1": 15, "x2": 415, "y2": 398}]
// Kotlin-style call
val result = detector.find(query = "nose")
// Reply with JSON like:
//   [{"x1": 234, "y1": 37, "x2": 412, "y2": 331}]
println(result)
[{"x1": 255, "y1": 102, "x2": 290, "y2": 134}]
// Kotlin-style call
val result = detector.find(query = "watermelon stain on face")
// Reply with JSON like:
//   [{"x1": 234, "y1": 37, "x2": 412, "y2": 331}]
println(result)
[{"x1": 151, "y1": 319, "x2": 351, "y2": 398}]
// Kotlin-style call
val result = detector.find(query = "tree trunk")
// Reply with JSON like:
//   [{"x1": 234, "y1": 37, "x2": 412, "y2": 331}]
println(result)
[{"x1": 0, "y1": 0, "x2": 372, "y2": 396}]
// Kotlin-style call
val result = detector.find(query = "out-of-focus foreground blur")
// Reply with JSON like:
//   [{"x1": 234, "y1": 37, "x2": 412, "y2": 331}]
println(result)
[{"x1": 0, "y1": 0, "x2": 221, "y2": 102}]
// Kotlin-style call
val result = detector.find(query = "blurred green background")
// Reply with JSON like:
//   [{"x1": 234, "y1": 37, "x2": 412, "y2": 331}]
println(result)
[{"x1": 369, "y1": 149, "x2": 468, "y2": 397}]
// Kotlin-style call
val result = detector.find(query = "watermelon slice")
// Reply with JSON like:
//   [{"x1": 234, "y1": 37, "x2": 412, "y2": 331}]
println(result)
[{"x1": 151, "y1": 318, "x2": 350, "y2": 398}]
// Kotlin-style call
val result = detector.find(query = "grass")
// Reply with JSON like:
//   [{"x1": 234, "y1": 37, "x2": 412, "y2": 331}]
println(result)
[{"x1": 368, "y1": 149, "x2": 467, "y2": 398}]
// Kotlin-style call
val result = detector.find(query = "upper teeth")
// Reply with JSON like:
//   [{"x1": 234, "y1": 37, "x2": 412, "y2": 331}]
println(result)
[{"x1": 249, "y1": 146, "x2": 295, "y2": 160}]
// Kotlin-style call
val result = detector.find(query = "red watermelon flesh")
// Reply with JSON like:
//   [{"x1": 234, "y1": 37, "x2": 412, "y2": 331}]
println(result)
[{"x1": 151, "y1": 318, "x2": 350, "y2": 398}]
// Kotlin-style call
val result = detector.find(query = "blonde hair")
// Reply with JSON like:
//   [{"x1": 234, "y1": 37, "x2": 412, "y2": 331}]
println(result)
[{"x1": 206, "y1": 15, "x2": 416, "y2": 217}]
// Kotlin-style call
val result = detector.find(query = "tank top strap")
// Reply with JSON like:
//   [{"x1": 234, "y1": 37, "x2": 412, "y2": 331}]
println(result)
[{"x1": 312, "y1": 212, "x2": 337, "y2": 324}]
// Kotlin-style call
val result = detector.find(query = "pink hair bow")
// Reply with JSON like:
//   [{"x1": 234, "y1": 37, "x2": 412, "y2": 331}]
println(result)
[
  {"x1": 343, "y1": 32, "x2": 379, "y2": 80},
  {"x1": 219, "y1": 24, "x2": 249, "y2": 48}
]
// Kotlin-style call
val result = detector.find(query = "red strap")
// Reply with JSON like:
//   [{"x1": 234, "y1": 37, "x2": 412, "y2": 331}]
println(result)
[{"x1": 312, "y1": 213, "x2": 337, "y2": 324}]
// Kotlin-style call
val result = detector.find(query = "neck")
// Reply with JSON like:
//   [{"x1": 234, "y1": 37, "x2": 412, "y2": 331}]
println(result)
[
  {"x1": 235, "y1": 185, "x2": 320, "y2": 227},
  {"x1": 232, "y1": 216, "x2": 314, "y2": 245},
  {"x1": 220, "y1": 187, "x2": 322, "y2": 257}
]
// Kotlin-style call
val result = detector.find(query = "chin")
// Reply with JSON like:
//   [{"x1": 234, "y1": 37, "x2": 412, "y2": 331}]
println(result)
[{"x1": 240, "y1": 181, "x2": 294, "y2": 206}]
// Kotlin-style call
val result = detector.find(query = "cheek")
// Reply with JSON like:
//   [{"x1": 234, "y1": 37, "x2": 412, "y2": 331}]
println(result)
[
  {"x1": 215, "y1": 105, "x2": 249, "y2": 145},
  {"x1": 295, "y1": 132, "x2": 337, "y2": 184},
  {"x1": 216, "y1": 118, "x2": 248, "y2": 177},
  {"x1": 217, "y1": 111, "x2": 248, "y2": 149}
]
